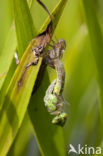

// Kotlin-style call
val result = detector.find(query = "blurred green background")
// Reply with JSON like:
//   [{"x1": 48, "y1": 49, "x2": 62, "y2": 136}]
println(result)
[{"x1": 0, "y1": 0, "x2": 103, "y2": 155}]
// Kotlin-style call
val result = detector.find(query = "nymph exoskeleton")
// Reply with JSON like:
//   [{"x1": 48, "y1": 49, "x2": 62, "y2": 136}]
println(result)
[
  {"x1": 15, "y1": 0, "x2": 52, "y2": 68},
  {"x1": 25, "y1": 0, "x2": 53, "y2": 68},
  {"x1": 44, "y1": 39, "x2": 67, "y2": 126},
  {"x1": 15, "y1": 0, "x2": 53, "y2": 88}
]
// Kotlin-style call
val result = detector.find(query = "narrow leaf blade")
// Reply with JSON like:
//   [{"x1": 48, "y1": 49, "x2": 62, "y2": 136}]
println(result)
[{"x1": 0, "y1": 0, "x2": 68, "y2": 156}]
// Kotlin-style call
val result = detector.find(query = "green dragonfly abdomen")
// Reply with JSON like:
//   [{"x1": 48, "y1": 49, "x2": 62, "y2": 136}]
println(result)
[
  {"x1": 44, "y1": 39, "x2": 68, "y2": 126},
  {"x1": 44, "y1": 79, "x2": 67, "y2": 126},
  {"x1": 53, "y1": 59, "x2": 65, "y2": 95}
]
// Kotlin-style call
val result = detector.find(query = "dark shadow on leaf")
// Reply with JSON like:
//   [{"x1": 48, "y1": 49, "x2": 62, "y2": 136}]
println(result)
[
  {"x1": 28, "y1": 70, "x2": 63, "y2": 156},
  {"x1": 0, "y1": 94, "x2": 19, "y2": 137}
]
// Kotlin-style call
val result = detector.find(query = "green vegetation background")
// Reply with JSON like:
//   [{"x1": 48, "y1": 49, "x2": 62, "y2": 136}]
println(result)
[{"x1": 0, "y1": 0, "x2": 103, "y2": 155}]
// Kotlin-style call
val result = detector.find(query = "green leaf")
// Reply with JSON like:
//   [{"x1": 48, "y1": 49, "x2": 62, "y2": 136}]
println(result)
[
  {"x1": 13, "y1": 0, "x2": 36, "y2": 57},
  {"x1": 29, "y1": 71, "x2": 66, "y2": 156},
  {"x1": 7, "y1": 113, "x2": 32, "y2": 156},
  {"x1": 0, "y1": 27, "x2": 17, "y2": 90},
  {"x1": 0, "y1": 0, "x2": 35, "y2": 107},
  {"x1": 81, "y1": 0, "x2": 103, "y2": 129},
  {"x1": 0, "y1": 0, "x2": 68, "y2": 156},
  {"x1": 62, "y1": 25, "x2": 89, "y2": 142},
  {"x1": 0, "y1": 0, "x2": 36, "y2": 155}
]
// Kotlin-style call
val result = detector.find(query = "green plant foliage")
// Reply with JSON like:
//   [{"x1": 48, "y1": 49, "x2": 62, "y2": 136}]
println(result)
[
  {"x1": 0, "y1": 28, "x2": 16, "y2": 90},
  {"x1": 0, "y1": 0, "x2": 103, "y2": 155},
  {"x1": 0, "y1": 0, "x2": 35, "y2": 107},
  {"x1": 81, "y1": 0, "x2": 103, "y2": 133},
  {"x1": 0, "y1": 0, "x2": 67, "y2": 155},
  {"x1": 7, "y1": 113, "x2": 32, "y2": 156}
]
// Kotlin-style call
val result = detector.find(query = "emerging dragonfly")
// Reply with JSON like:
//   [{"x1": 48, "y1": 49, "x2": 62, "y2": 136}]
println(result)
[
  {"x1": 43, "y1": 39, "x2": 68, "y2": 126},
  {"x1": 26, "y1": 1, "x2": 68, "y2": 126},
  {"x1": 15, "y1": 0, "x2": 68, "y2": 126}
]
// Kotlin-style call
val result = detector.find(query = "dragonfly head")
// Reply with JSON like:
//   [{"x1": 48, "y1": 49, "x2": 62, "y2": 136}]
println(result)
[
  {"x1": 52, "y1": 112, "x2": 67, "y2": 126},
  {"x1": 57, "y1": 39, "x2": 66, "y2": 58}
]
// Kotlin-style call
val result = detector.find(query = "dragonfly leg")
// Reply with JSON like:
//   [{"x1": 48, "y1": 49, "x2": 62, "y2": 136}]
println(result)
[
  {"x1": 42, "y1": 50, "x2": 55, "y2": 69},
  {"x1": 26, "y1": 57, "x2": 39, "y2": 69},
  {"x1": 51, "y1": 39, "x2": 56, "y2": 45},
  {"x1": 47, "y1": 43, "x2": 54, "y2": 48}
]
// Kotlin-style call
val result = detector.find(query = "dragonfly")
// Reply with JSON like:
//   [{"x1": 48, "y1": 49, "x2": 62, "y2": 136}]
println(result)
[
  {"x1": 15, "y1": 0, "x2": 68, "y2": 126},
  {"x1": 44, "y1": 39, "x2": 68, "y2": 126}
]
